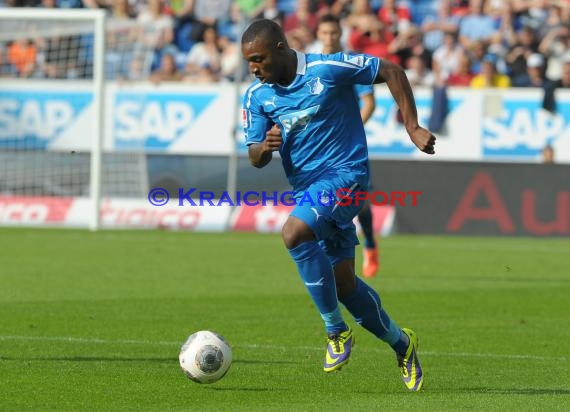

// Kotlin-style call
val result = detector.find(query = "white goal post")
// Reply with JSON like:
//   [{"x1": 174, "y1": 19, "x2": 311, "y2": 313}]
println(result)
[{"x1": 0, "y1": 8, "x2": 106, "y2": 230}]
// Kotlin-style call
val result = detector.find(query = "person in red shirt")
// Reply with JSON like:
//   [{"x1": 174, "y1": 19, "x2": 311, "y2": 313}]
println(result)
[
  {"x1": 283, "y1": 0, "x2": 319, "y2": 34},
  {"x1": 446, "y1": 50, "x2": 475, "y2": 86},
  {"x1": 377, "y1": 0, "x2": 411, "y2": 37},
  {"x1": 348, "y1": 15, "x2": 399, "y2": 64}
]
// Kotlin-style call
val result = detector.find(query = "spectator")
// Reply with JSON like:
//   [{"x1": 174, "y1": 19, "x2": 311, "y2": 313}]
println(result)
[
  {"x1": 40, "y1": 34, "x2": 81, "y2": 79},
  {"x1": 388, "y1": 25, "x2": 432, "y2": 70},
  {"x1": 252, "y1": 0, "x2": 284, "y2": 26},
  {"x1": 191, "y1": 0, "x2": 232, "y2": 27},
  {"x1": 421, "y1": 0, "x2": 461, "y2": 52},
  {"x1": 541, "y1": 144, "x2": 555, "y2": 164},
  {"x1": 7, "y1": 38, "x2": 37, "y2": 77},
  {"x1": 470, "y1": 53, "x2": 511, "y2": 88},
  {"x1": 511, "y1": 0, "x2": 549, "y2": 31},
  {"x1": 405, "y1": 55, "x2": 435, "y2": 87},
  {"x1": 506, "y1": 25, "x2": 539, "y2": 79},
  {"x1": 539, "y1": 24, "x2": 570, "y2": 80},
  {"x1": 459, "y1": 0, "x2": 498, "y2": 49},
  {"x1": 538, "y1": 2, "x2": 566, "y2": 39},
  {"x1": 348, "y1": 15, "x2": 398, "y2": 63},
  {"x1": 150, "y1": 51, "x2": 184, "y2": 83},
  {"x1": 468, "y1": 39, "x2": 488, "y2": 74},
  {"x1": 377, "y1": 0, "x2": 411, "y2": 37},
  {"x1": 543, "y1": 53, "x2": 570, "y2": 113},
  {"x1": 283, "y1": 0, "x2": 319, "y2": 34},
  {"x1": 432, "y1": 29, "x2": 464, "y2": 83},
  {"x1": 235, "y1": 0, "x2": 266, "y2": 19},
  {"x1": 447, "y1": 50, "x2": 475, "y2": 86},
  {"x1": 450, "y1": 0, "x2": 470, "y2": 17},
  {"x1": 137, "y1": 0, "x2": 175, "y2": 70},
  {"x1": 184, "y1": 25, "x2": 221, "y2": 83},
  {"x1": 345, "y1": 0, "x2": 377, "y2": 32},
  {"x1": 218, "y1": 34, "x2": 239, "y2": 82},
  {"x1": 512, "y1": 52, "x2": 553, "y2": 87}
]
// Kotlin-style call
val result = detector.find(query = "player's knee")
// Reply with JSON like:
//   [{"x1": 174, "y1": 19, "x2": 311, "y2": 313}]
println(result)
[{"x1": 282, "y1": 217, "x2": 315, "y2": 249}]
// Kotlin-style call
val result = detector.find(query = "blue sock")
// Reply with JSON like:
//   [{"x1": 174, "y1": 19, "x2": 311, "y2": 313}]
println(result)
[
  {"x1": 358, "y1": 206, "x2": 376, "y2": 249},
  {"x1": 289, "y1": 241, "x2": 347, "y2": 334},
  {"x1": 339, "y1": 277, "x2": 402, "y2": 348}
]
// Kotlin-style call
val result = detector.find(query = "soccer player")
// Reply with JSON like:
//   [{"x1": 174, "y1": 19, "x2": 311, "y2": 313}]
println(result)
[
  {"x1": 241, "y1": 19, "x2": 435, "y2": 391},
  {"x1": 316, "y1": 14, "x2": 380, "y2": 278}
]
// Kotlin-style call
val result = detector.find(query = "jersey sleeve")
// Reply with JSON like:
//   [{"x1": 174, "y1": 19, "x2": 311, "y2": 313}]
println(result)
[
  {"x1": 242, "y1": 86, "x2": 273, "y2": 146},
  {"x1": 323, "y1": 52, "x2": 381, "y2": 86},
  {"x1": 354, "y1": 83, "x2": 374, "y2": 98}
]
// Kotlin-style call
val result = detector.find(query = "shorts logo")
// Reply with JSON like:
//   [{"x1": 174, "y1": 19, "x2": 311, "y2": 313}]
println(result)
[{"x1": 306, "y1": 77, "x2": 324, "y2": 95}]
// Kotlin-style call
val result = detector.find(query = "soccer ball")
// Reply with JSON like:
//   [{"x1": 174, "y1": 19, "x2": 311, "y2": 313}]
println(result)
[{"x1": 179, "y1": 330, "x2": 232, "y2": 384}]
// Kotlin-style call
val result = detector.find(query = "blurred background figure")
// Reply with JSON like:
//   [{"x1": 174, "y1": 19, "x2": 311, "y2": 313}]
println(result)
[
  {"x1": 377, "y1": 0, "x2": 411, "y2": 37},
  {"x1": 421, "y1": 0, "x2": 461, "y2": 52},
  {"x1": 432, "y1": 28, "x2": 463, "y2": 84},
  {"x1": 137, "y1": 0, "x2": 175, "y2": 71},
  {"x1": 459, "y1": 0, "x2": 498, "y2": 49},
  {"x1": 149, "y1": 50, "x2": 184, "y2": 83},
  {"x1": 405, "y1": 54, "x2": 435, "y2": 87},
  {"x1": 541, "y1": 144, "x2": 555, "y2": 164},
  {"x1": 512, "y1": 52, "x2": 552, "y2": 88},
  {"x1": 470, "y1": 53, "x2": 511, "y2": 88},
  {"x1": 543, "y1": 53, "x2": 570, "y2": 113},
  {"x1": 446, "y1": 50, "x2": 475, "y2": 86}
]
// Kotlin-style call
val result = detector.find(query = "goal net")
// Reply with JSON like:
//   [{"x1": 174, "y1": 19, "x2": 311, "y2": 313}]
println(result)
[{"x1": 0, "y1": 9, "x2": 153, "y2": 229}]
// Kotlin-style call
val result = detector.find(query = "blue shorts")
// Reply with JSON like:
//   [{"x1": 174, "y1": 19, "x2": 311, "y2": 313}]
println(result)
[{"x1": 290, "y1": 174, "x2": 366, "y2": 266}]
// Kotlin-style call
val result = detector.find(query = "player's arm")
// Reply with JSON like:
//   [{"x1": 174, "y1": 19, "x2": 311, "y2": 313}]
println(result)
[
  {"x1": 374, "y1": 59, "x2": 436, "y2": 154},
  {"x1": 359, "y1": 92, "x2": 376, "y2": 124},
  {"x1": 248, "y1": 125, "x2": 282, "y2": 168}
]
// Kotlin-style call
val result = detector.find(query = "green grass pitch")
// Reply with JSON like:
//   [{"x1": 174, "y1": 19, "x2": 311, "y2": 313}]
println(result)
[{"x1": 1, "y1": 228, "x2": 569, "y2": 411}]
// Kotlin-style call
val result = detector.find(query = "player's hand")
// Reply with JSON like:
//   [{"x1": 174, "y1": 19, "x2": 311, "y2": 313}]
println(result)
[
  {"x1": 263, "y1": 124, "x2": 283, "y2": 152},
  {"x1": 409, "y1": 126, "x2": 436, "y2": 155}
]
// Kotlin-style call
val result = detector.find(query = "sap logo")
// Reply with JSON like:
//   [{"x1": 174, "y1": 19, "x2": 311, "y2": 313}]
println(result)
[
  {"x1": 306, "y1": 77, "x2": 324, "y2": 95},
  {"x1": 364, "y1": 98, "x2": 430, "y2": 154},
  {"x1": 0, "y1": 97, "x2": 83, "y2": 140},
  {"x1": 279, "y1": 105, "x2": 320, "y2": 135},
  {"x1": 483, "y1": 103, "x2": 568, "y2": 154},
  {"x1": 115, "y1": 101, "x2": 193, "y2": 142}
]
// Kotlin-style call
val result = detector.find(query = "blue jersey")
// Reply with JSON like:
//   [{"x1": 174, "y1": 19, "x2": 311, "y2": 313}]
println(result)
[
  {"x1": 354, "y1": 83, "x2": 374, "y2": 99},
  {"x1": 243, "y1": 51, "x2": 380, "y2": 191}
]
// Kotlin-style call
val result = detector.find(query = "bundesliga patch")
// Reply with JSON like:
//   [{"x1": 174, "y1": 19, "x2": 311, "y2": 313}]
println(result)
[
  {"x1": 241, "y1": 108, "x2": 248, "y2": 128},
  {"x1": 343, "y1": 54, "x2": 364, "y2": 67}
]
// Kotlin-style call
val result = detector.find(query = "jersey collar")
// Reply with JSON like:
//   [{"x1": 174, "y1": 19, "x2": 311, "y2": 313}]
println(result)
[{"x1": 295, "y1": 50, "x2": 306, "y2": 75}]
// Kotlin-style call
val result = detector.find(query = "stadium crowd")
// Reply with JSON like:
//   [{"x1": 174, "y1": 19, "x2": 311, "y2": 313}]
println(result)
[{"x1": 0, "y1": 0, "x2": 569, "y2": 91}]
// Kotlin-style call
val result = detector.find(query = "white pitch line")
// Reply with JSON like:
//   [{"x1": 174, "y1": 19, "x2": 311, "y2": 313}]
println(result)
[{"x1": 0, "y1": 335, "x2": 567, "y2": 362}]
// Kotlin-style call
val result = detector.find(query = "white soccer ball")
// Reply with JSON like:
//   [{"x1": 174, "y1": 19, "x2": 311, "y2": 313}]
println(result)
[{"x1": 179, "y1": 330, "x2": 232, "y2": 384}]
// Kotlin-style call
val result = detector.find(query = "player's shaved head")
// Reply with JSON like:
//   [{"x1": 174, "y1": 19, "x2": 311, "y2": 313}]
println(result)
[
  {"x1": 241, "y1": 19, "x2": 287, "y2": 47},
  {"x1": 241, "y1": 19, "x2": 297, "y2": 85}
]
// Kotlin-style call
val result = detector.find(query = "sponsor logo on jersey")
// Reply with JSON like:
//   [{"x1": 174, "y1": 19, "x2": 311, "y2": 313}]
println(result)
[{"x1": 278, "y1": 105, "x2": 320, "y2": 135}]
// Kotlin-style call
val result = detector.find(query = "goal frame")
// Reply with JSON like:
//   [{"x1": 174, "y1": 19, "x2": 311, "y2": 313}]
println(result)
[{"x1": 0, "y1": 8, "x2": 106, "y2": 230}]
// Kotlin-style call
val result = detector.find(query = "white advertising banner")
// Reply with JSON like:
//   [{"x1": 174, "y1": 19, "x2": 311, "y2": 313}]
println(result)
[
  {"x1": 1, "y1": 80, "x2": 569, "y2": 162},
  {"x1": 0, "y1": 196, "x2": 230, "y2": 231}
]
